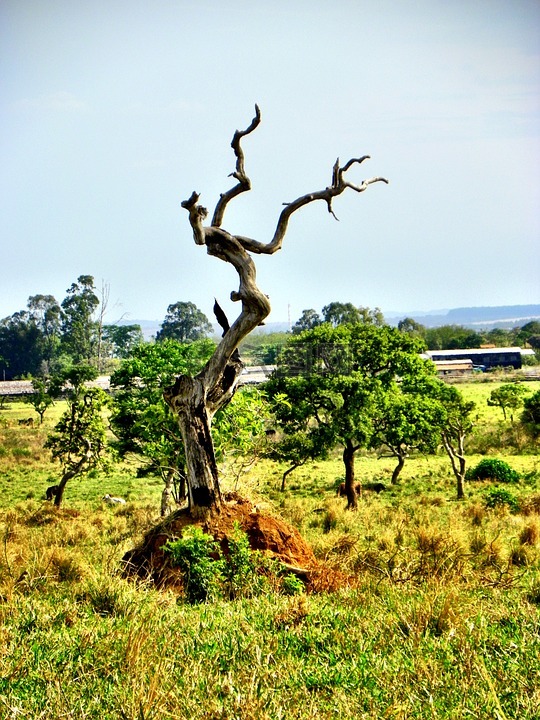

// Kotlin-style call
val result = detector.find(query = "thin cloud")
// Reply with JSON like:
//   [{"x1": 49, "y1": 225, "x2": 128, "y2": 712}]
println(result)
[{"x1": 13, "y1": 91, "x2": 87, "y2": 113}]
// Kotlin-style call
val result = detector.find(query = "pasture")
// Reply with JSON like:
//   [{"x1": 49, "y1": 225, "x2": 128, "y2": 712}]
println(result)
[{"x1": 0, "y1": 379, "x2": 539, "y2": 719}]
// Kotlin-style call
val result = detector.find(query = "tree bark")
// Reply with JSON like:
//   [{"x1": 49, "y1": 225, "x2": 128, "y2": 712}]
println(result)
[
  {"x1": 442, "y1": 430, "x2": 467, "y2": 500},
  {"x1": 165, "y1": 106, "x2": 387, "y2": 518},
  {"x1": 343, "y1": 440, "x2": 359, "y2": 510},
  {"x1": 53, "y1": 463, "x2": 84, "y2": 508},
  {"x1": 391, "y1": 451, "x2": 406, "y2": 484}
]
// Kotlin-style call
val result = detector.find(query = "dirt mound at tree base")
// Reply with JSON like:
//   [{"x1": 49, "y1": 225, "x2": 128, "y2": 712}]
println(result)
[{"x1": 122, "y1": 493, "x2": 317, "y2": 589}]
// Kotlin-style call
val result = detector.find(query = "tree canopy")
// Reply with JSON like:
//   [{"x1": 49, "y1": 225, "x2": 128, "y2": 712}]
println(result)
[{"x1": 156, "y1": 301, "x2": 213, "y2": 343}]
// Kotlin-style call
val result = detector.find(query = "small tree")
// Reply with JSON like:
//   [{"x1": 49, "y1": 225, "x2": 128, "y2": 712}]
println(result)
[
  {"x1": 487, "y1": 383, "x2": 528, "y2": 422},
  {"x1": 60, "y1": 275, "x2": 100, "y2": 364},
  {"x1": 110, "y1": 339, "x2": 215, "y2": 515},
  {"x1": 156, "y1": 301, "x2": 212, "y2": 343},
  {"x1": 369, "y1": 377, "x2": 444, "y2": 484},
  {"x1": 25, "y1": 376, "x2": 57, "y2": 424},
  {"x1": 45, "y1": 365, "x2": 109, "y2": 507},
  {"x1": 436, "y1": 383, "x2": 475, "y2": 500},
  {"x1": 102, "y1": 324, "x2": 144, "y2": 359},
  {"x1": 212, "y1": 386, "x2": 270, "y2": 490},
  {"x1": 292, "y1": 309, "x2": 322, "y2": 335},
  {"x1": 521, "y1": 389, "x2": 540, "y2": 436},
  {"x1": 267, "y1": 323, "x2": 425, "y2": 508}
]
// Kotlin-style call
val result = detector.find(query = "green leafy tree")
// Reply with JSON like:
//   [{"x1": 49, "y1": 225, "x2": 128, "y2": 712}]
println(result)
[
  {"x1": 25, "y1": 376, "x2": 58, "y2": 424},
  {"x1": 102, "y1": 324, "x2": 144, "y2": 359},
  {"x1": 425, "y1": 325, "x2": 482, "y2": 350},
  {"x1": 487, "y1": 383, "x2": 528, "y2": 422},
  {"x1": 60, "y1": 275, "x2": 100, "y2": 363},
  {"x1": 435, "y1": 383, "x2": 475, "y2": 499},
  {"x1": 110, "y1": 339, "x2": 215, "y2": 515},
  {"x1": 267, "y1": 323, "x2": 426, "y2": 508},
  {"x1": 212, "y1": 386, "x2": 270, "y2": 489},
  {"x1": 267, "y1": 425, "x2": 330, "y2": 492},
  {"x1": 156, "y1": 301, "x2": 212, "y2": 343},
  {"x1": 397, "y1": 317, "x2": 426, "y2": 337},
  {"x1": 321, "y1": 302, "x2": 384, "y2": 327},
  {"x1": 45, "y1": 365, "x2": 109, "y2": 507},
  {"x1": 292, "y1": 309, "x2": 321, "y2": 335},
  {"x1": 27, "y1": 294, "x2": 63, "y2": 372},
  {"x1": 0, "y1": 311, "x2": 42, "y2": 379},
  {"x1": 514, "y1": 321, "x2": 540, "y2": 348},
  {"x1": 369, "y1": 376, "x2": 444, "y2": 484},
  {"x1": 521, "y1": 389, "x2": 540, "y2": 433}
]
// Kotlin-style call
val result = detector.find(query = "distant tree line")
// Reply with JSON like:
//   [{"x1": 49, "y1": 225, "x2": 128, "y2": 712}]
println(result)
[
  {"x1": 0, "y1": 276, "x2": 214, "y2": 380},
  {"x1": 241, "y1": 303, "x2": 540, "y2": 366},
  {"x1": 292, "y1": 302, "x2": 540, "y2": 352}
]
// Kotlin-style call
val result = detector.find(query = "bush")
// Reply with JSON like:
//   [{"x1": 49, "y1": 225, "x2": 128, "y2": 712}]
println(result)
[
  {"x1": 281, "y1": 573, "x2": 305, "y2": 596},
  {"x1": 165, "y1": 527, "x2": 225, "y2": 603},
  {"x1": 484, "y1": 488, "x2": 520, "y2": 513},
  {"x1": 223, "y1": 523, "x2": 266, "y2": 599},
  {"x1": 466, "y1": 458, "x2": 520, "y2": 484},
  {"x1": 165, "y1": 525, "x2": 292, "y2": 603}
]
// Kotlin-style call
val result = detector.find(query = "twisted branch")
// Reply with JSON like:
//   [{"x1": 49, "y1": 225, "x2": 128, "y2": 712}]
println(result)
[{"x1": 211, "y1": 104, "x2": 261, "y2": 228}]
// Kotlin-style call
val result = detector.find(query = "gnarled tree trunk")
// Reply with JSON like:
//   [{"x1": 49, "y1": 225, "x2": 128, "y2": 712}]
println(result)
[{"x1": 164, "y1": 105, "x2": 387, "y2": 518}]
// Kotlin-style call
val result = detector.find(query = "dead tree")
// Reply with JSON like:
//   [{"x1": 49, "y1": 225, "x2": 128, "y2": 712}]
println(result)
[{"x1": 164, "y1": 105, "x2": 388, "y2": 518}]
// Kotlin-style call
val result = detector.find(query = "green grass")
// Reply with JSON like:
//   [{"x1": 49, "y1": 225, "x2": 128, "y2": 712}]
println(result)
[{"x1": 1, "y1": 385, "x2": 540, "y2": 718}]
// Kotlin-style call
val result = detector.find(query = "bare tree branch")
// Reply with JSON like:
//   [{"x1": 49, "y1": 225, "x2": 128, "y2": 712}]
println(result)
[{"x1": 211, "y1": 104, "x2": 261, "y2": 228}]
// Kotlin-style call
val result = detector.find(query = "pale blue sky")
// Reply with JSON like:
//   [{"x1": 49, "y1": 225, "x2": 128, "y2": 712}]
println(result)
[{"x1": 1, "y1": 0, "x2": 539, "y2": 326}]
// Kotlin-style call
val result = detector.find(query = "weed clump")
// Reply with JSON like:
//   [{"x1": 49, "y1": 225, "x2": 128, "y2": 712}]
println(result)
[{"x1": 484, "y1": 487, "x2": 520, "y2": 513}]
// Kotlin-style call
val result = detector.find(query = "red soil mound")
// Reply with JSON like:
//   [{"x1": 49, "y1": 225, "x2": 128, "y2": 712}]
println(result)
[{"x1": 122, "y1": 493, "x2": 316, "y2": 588}]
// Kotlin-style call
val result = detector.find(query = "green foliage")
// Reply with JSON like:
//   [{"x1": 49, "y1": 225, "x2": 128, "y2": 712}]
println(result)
[
  {"x1": 222, "y1": 523, "x2": 268, "y2": 599},
  {"x1": 484, "y1": 487, "x2": 520, "y2": 512},
  {"x1": 165, "y1": 527, "x2": 225, "y2": 603},
  {"x1": 432, "y1": 383, "x2": 475, "y2": 499},
  {"x1": 425, "y1": 324, "x2": 482, "y2": 350},
  {"x1": 60, "y1": 275, "x2": 100, "y2": 363},
  {"x1": 280, "y1": 573, "x2": 305, "y2": 595},
  {"x1": 165, "y1": 525, "x2": 278, "y2": 603},
  {"x1": 44, "y1": 374, "x2": 110, "y2": 506},
  {"x1": 522, "y1": 390, "x2": 540, "y2": 426},
  {"x1": 292, "y1": 308, "x2": 321, "y2": 335},
  {"x1": 213, "y1": 387, "x2": 271, "y2": 486},
  {"x1": 156, "y1": 301, "x2": 212, "y2": 342},
  {"x1": 267, "y1": 323, "x2": 431, "y2": 502},
  {"x1": 24, "y1": 376, "x2": 57, "y2": 423},
  {"x1": 101, "y1": 324, "x2": 144, "y2": 359},
  {"x1": 487, "y1": 383, "x2": 527, "y2": 421},
  {"x1": 466, "y1": 458, "x2": 520, "y2": 483},
  {"x1": 110, "y1": 339, "x2": 214, "y2": 495},
  {"x1": 321, "y1": 302, "x2": 385, "y2": 327}
]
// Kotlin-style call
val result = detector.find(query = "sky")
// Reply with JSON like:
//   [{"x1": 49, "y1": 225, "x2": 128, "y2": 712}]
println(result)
[{"x1": 1, "y1": 0, "x2": 539, "y2": 329}]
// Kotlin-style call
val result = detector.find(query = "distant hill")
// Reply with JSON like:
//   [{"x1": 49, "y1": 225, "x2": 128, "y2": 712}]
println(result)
[{"x1": 388, "y1": 305, "x2": 540, "y2": 329}]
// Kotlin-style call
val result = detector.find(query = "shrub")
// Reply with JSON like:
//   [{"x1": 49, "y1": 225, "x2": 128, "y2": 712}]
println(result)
[
  {"x1": 466, "y1": 458, "x2": 520, "y2": 483},
  {"x1": 223, "y1": 523, "x2": 264, "y2": 599},
  {"x1": 281, "y1": 572, "x2": 305, "y2": 596},
  {"x1": 165, "y1": 527, "x2": 225, "y2": 603},
  {"x1": 484, "y1": 488, "x2": 520, "y2": 513},
  {"x1": 165, "y1": 525, "x2": 282, "y2": 603}
]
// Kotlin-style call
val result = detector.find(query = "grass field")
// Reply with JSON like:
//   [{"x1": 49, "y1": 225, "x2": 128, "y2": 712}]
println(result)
[{"x1": 0, "y1": 380, "x2": 539, "y2": 719}]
